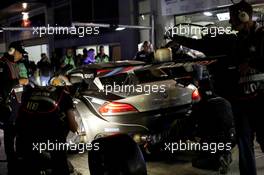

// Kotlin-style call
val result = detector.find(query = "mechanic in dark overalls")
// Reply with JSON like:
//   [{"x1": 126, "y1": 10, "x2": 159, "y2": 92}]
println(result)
[
  {"x1": 166, "y1": 1, "x2": 264, "y2": 174},
  {"x1": 0, "y1": 41, "x2": 28, "y2": 175},
  {"x1": 229, "y1": 2, "x2": 264, "y2": 175},
  {"x1": 16, "y1": 75, "x2": 78, "y2": 174}
]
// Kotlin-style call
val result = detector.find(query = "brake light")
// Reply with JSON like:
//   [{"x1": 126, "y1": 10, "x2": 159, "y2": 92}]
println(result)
[
  {"x1": 99, "y1": 102, "x2": 138, "y2": 115},
  {"x1": 192, "y1": 89, "x2": 201, "y2": 102}
]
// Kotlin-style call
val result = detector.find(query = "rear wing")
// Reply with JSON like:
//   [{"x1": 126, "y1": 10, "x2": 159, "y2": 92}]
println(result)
[
  {"x1": 67, "y1": 56, "x2": 223, "y2": 83},
  {"x1": 96, "y1": 57, "x2": 220, "y2": 78}
]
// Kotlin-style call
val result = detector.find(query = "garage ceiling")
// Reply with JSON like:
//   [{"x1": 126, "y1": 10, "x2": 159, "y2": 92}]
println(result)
[{"x1": 0, "y1": 0, "x2": 65, "y2": 22}]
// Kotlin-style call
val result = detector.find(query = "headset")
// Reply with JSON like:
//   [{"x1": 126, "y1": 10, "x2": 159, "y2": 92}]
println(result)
[
  {"x1": 238, "y1": 10, "x2": 250, "y2": 23},
  {"x1": 8, "y1": 47, "x2": 15, "y2": 55},
  {"x1": 231, "y1": 0, "x2": 250, "y2": 23}
]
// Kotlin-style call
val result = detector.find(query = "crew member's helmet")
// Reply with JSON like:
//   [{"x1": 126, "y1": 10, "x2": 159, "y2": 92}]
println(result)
[
  {"x1": 154, "y1": 48, "x2": 173, "y2": 62},
  {"x1": 50, "y1": 75, "x2": 72, "y2": 86}
]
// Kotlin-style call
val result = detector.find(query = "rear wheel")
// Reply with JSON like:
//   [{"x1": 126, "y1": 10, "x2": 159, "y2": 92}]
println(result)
[
  {"x1": 66, "y1": 110, "x2": 91, "y2": 152},
  {"x1": 88, "y1": 134, "x2": 147, "y2": 175}
]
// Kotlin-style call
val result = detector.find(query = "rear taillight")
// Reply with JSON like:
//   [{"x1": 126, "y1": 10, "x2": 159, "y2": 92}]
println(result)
[
  {"x1": 192, "y1": 89, "x2": 201, "y2": 102},
  {"x1": 99, "y1": 102, "x2": 138, "y2": 116}
]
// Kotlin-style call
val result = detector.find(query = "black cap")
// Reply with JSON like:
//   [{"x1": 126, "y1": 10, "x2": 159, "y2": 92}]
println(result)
[
  {"x1": 8, "y1": 41, "x2": 28, "y2": 54},
  {"x1": 229, "y1": 0, "x2": 253, "y2": 17}
]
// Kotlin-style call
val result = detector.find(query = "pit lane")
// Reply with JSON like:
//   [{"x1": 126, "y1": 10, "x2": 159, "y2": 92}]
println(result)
[{"x1": 0, "y1": 130, "x2": 263, "y2": 175}]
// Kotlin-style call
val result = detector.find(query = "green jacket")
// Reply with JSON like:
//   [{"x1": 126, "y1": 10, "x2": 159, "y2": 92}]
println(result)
[
  {"x1": 95, "y1": 54, "x2": 110, "y2": 63},
  {"x1": 64, "y1": 56, "x2": 76, "y2": 69},
  {"x1": 17, "y1": 62, "x2": 28, "y2": 79}
]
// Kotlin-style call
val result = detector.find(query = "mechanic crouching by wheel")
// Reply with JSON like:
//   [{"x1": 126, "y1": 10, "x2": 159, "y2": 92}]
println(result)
[
  {"x1": 15, "y1": 75, "x2": 78, "y2": 175},
  {"x1": 192, "y1": 78, "x2": 235, "y2": 174},
  {"x1": 0, "y1": 41, "x2": 29, "y2": 175}
]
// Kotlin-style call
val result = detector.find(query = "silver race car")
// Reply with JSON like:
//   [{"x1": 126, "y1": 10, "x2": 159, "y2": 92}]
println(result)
[{"x1": 66, "y1": 61, "x2": 202, "y2": 149}]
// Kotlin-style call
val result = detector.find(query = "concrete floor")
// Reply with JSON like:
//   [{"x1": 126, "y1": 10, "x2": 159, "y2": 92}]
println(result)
[{"x1": 1, "y1": 130, "x2": 264, "y2": 175}]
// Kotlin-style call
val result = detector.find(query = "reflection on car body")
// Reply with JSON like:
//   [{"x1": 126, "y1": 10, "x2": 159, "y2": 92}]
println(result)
[{"x1": 66, "y1": 61, "x2": 210, "y2": 152}]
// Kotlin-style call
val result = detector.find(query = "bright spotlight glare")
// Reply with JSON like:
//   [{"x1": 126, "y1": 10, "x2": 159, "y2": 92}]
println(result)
[
  {"x1": 22, "y1": 3, "x2": 28, "y2": 9},
  {"x1": 115, "y1": 27, "x2": 125, "y2": 31},
  {"x1": 203, "y1": 12, "x2": 213, "y2": 16}
]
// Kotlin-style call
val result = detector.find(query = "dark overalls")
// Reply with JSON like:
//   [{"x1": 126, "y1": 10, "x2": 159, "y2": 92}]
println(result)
[
  {"x1": 16, "y1": 86, "x2": 73, "y2": 175},
  {"x1": 231, "y1": 26, "x2": 264, "y2": 175},
  {"x1": 169, "y1": 23, "x2": 264, "y2": 175},
  {"x1": 0, "y1": 55, "x2": 21, "y2": 174}
]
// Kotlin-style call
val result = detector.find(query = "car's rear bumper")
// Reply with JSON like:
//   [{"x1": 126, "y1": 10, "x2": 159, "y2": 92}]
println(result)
[{"x1": 75, "y1": 99, "x2": 192, "y2": 144}]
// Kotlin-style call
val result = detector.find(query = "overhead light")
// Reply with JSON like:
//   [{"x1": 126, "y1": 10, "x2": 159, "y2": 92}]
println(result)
[
  {"x1": 217, "y1": 12, "x2": 230, "y2": 21},
  {"x1": 115, "y1": 27, "x2": 125, "y2": 31},
  {"x1": 22, "y1": 3, "x2": 28, "y2": 9},
  {"x1": 141, "y1": 15, "x2": 145, "y2": 20},
  {"x1": 21, "y1": 12, "x2": 31, "y2": 27},
  {"x1": 22, "y1": 20, "x2": 31, "y2": 27},
  {"x1": 22, "y1": 12, "x2": 29, "y2": 20},
  {"x1": 203, "y1": 12, "x2": 213, "y2": 17},
  {"x1": 0, "y1": 28, "x2": 3, "y2": 32}
]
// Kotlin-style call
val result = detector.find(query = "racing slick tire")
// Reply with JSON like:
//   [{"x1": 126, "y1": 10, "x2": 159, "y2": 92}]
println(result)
[
  {"x1": 193, "y1": 96, "x2": 235, "y2": 144},
  {"x1": 192, "y1": 96, "x2": 235, "y2": 174},
  {"x1": 88, "y1": 134, "x2": 147, "y2": 175}
]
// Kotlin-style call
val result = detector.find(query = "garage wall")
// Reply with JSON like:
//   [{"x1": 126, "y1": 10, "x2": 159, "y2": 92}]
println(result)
[
  {"x1": 25, "y1": 44, "x2": 48, "y2": 63},
  {"x1": 151, "y1": 0, "x2": 175, "y2": 48},
  {"x1": 0, "y1": 43, "x2": 6, "y2": 54}
]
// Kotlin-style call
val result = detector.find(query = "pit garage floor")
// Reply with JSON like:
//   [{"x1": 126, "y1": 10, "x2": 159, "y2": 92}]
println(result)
[{"x1": 1, "y1": 130, "x2": 264, "y2": 175}]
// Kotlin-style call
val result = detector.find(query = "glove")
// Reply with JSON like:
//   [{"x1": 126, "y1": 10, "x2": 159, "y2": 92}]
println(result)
[
  {"x1": 257, "y1": 138, "x2": 264, "y2": 153},
  {"x1": 0, "y1": 103, "x2": 11, "y2": 124},
  {"x1": 260, "y1": 144, "x2": 264, "y2": 153}
]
